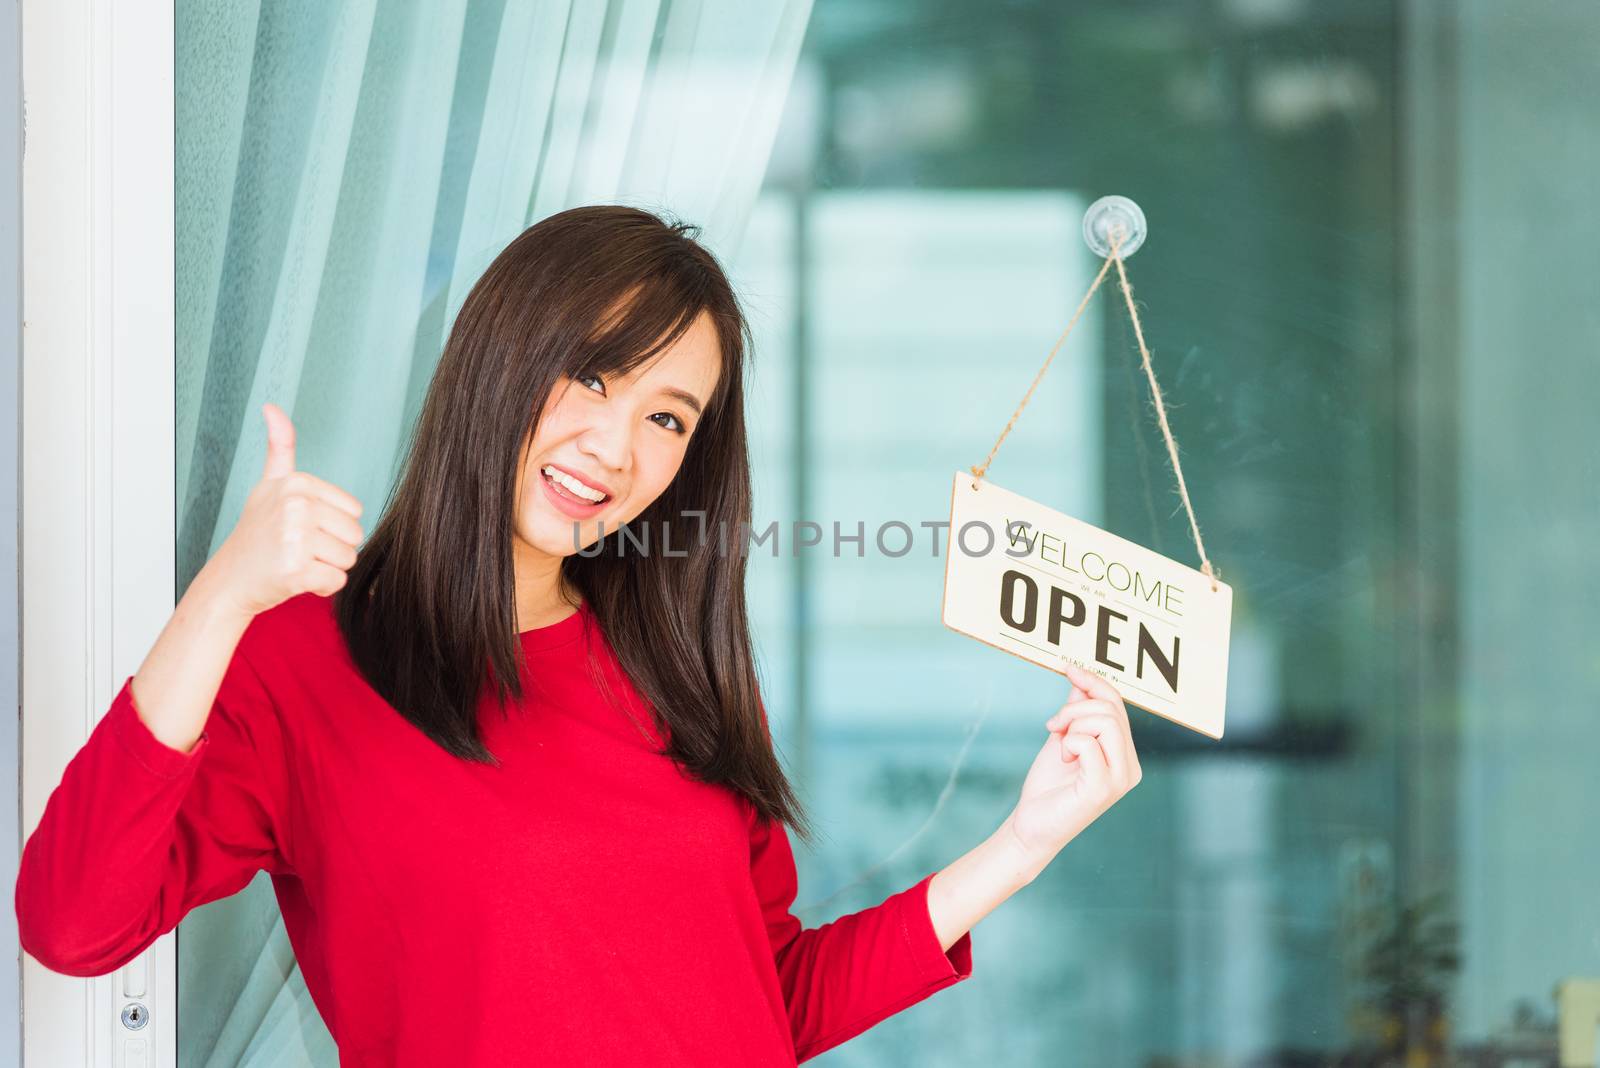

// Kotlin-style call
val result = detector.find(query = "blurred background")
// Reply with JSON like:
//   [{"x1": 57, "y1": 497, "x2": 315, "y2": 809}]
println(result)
[{"x1": 165, "y1": 1, "x2": 1599, "y2": 1065}]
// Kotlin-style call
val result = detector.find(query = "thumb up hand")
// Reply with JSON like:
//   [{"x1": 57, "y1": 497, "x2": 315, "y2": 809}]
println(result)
[
  {"x1": 260, "y1": 399, "x2": 299, "y2": 481},
  {"x1": 206, "y1": 402, "x2": 366, "y2": 621}
]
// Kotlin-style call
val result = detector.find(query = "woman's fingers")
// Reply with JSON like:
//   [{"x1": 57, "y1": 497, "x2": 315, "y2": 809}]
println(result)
[
  {"x1": 1063, "y1": 661, "x2": 1126, "y2": 710},
  {"x1": 286, "y1": 471, "x2": 364, "y2": 520},
  {"x1": 1045, "y1": 698, "x2": 1119, "y2": 732},
  {"x1": 1046, "y1": 694, "x2": 1142, "y2": 791},
  {"x1": 1060, "y1": 664, "x2": 1135, "y2": 744},
  {"x1": 1060, "y1": 733, "x2": 1110, "y2": 801},
  {"x1": 312, "y1": 500, "x2": 365, "y2": 548},
  {"x1": 1063, "y1": 714, "x2": 1131, "y2": 786},
  {"x1": 260, "y1": 403, "x2": 297, "y2": 481},
  {"x1": 1062, "y1": 713, "x2": 1139, "y2": 789},
  {"x1": 309, "y1": 529, "x2": 359, "y2": 572},
  {"x1": 1062, "y1": 658, "x2": 1126, "y2": 709},
  {"x1": 219, "y1": 408, "x2": 367, "y2": 620},
  {"x1": 301, "y1": 559, "x2": 350, "y2": 596}
]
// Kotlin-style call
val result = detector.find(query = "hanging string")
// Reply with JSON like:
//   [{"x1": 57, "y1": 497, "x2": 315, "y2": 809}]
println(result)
[
  {"x1": 1108, "y1": 241, "x2": 1218, "y2": 589},
  {"x1": 970, "y1": 229, "x2": 1221, "y2": 591},
  {"x1": 969, "y1": 252, "x2": 1117, "y2": 492}
]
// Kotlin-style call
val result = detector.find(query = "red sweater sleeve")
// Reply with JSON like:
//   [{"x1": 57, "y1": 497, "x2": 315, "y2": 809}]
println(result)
[
  {"x1": 747, "y1": 806, "x2": 974, "y2": 1062},
  {"x1": 15, "y1": 648, "x2": 294, "y2": 977}
]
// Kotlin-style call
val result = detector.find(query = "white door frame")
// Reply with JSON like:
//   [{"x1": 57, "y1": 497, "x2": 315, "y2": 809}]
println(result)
[{"x1": 20, "y1": 0, "x2": 178, "y2": 1064}]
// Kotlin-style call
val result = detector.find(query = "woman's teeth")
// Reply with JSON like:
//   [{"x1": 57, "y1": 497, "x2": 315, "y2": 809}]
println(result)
[{"x1": 542, "y1": 465, "x2": 608, "y2": 503}]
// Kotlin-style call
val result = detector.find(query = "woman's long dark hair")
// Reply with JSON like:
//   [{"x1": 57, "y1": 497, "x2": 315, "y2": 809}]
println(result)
[{"x1": 336, "y1": 204, "x2": 809, "y2": 842}]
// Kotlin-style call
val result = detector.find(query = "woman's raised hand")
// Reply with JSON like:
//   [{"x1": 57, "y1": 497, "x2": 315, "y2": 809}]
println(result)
[
  {"x1": 1007, "y1": 662, "x2": 1144, "y2": 868},
  {"x1": 205, "y1": 402, "x2": 365, "y2": 620}
]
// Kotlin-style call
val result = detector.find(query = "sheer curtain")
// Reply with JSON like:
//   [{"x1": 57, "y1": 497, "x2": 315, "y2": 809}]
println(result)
[{"x1": 174, "y1": 2, "x2": 813, "y2": 1063}]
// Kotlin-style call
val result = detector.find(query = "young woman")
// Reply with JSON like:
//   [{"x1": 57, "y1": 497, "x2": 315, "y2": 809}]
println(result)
[{"x1": 16, "y1": 205, "x2": 1142, "y2": 1065}]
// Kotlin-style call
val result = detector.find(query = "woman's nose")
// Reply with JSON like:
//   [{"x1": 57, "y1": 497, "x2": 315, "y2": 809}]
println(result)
[{"x1": 576, "y1": 409, "x2": 632, "y2": 474}]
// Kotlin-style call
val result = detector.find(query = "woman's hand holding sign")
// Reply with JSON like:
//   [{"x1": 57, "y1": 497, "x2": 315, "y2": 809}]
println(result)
[
  {"x1": 925, "y1": 663, "x2": 1143, "y2": 953},
  {"x1": 1009, "y1": 662, "x2": 1144, "y2": 867}
]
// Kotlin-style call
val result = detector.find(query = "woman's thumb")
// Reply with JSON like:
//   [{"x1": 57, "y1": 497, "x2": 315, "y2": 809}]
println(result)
[{"x1": 260, "y1": 402, "x2": 296, "y2": 480}]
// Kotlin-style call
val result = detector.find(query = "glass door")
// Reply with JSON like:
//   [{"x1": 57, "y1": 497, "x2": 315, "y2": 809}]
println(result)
[{"x1": 164, "y1": 1, "x2": 1600, "y2": 1066}]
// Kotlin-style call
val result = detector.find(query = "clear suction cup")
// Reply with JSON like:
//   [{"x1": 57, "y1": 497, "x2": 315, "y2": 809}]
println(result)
[{"x1": 1082, "y1": 195, "x2": 1147, "y2": 259}]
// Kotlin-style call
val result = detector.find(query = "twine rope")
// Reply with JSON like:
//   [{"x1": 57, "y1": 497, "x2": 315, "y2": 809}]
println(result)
[
  {"x1": 969, "y1": 253, "x2": 1117, "y2": 491},
  {"x1": 970, "y1": 228, "x2": 1220, "y2": 591}
]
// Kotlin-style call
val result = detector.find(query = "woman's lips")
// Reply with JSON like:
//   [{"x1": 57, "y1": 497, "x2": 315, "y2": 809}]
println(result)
[
  {"x1": 540, "y1": 468, "x2": 610, "y2": 519},
  {"x1": 543, "y1": 462, "x2": 614, "y2": 498}
]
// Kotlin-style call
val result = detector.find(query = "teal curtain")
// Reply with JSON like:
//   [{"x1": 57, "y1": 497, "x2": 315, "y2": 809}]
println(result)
[{"x1": 175, "y1": 2, "x2": 813, "y2": 1063}]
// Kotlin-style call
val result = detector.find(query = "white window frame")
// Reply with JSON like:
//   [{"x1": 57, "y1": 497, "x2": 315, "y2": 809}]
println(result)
[{"x1": 20, "y1": 0, "x2": 178, "y2": 1064}]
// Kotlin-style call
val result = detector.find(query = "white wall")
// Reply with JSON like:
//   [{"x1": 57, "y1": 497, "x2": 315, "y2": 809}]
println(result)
[{"x1": 3, "y1": 0, "x2": 23, "y2": 1060}]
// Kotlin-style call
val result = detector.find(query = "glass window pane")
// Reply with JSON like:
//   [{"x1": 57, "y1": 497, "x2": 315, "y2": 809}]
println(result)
[{"x1": 174, "y1": 1, "x2": 1600, "y2": 1063}]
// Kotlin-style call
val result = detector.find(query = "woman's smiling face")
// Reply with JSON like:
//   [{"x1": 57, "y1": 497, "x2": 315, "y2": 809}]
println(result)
[{"x1": 513, "y1": 308, "x2": 722, "y2": 559}]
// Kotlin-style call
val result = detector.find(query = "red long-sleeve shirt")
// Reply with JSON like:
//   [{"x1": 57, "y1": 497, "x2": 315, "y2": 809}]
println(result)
[{"x1": 16, "y1": 592, "x2": 973, "y2": 1065}]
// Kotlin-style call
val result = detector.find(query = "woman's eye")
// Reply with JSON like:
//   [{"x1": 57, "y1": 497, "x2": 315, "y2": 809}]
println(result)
[
  {"x1": 577, "y1": 373, "x2": 606, "y2": 395},
  {"x1": 651, "y1": 412, "x2": 687, "y2": 434}
]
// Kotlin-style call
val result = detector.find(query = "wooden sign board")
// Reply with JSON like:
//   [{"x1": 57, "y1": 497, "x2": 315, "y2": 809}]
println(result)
[{"x1": 940, "y1": 470, "x2": 1232, "y2": 738}]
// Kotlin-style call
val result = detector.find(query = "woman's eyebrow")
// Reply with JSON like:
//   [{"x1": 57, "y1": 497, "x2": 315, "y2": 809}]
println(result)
[{"x1": 661, "y1": 387, "x2": 704, "y2": 416}]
